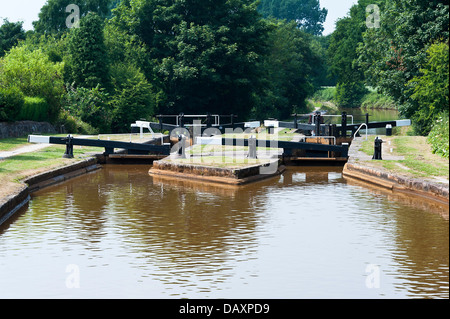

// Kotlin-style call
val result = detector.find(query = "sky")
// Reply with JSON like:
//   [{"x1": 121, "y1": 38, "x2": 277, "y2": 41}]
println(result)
[{"x1": 0, "y1": 0, "x2": 357, "y2": 35}]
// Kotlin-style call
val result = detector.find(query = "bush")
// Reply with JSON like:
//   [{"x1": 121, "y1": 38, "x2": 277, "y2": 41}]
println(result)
[
  {"x1": 361, "y1": 91, "x2": 396, "y2": 109},
  {"x1": 312, "y1": 87, "x2": 336, "y2": 102},
  {"x1": 427, "y1": 112, "x2": 449, "y2": 158},
  {"x1": 0, "y1": 86, "x2": 24, "y2": 121},
  {"x1": 56, "y1": 109, "x2": 99, "y2": 135},
  {"x1": 110, "y1": 63, "x2": 155, "y2": 133},
  {"x1": 63, "y1": 85, "x2": 111, "y2": 133},
  {"x1": 335, "y1": 81, "x2": 368, "y2": 108},
  {"x1": 0, "y1": 44, "x2": 64, "y2": 122},
  {"x1": 18, "y1": 97, "x2": 49, "y2": 122}
]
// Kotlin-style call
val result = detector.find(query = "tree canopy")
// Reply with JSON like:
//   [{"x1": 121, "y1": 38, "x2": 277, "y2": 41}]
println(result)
[{"x1": 258, "y1": 0, "x2": 327, "y2": 35}]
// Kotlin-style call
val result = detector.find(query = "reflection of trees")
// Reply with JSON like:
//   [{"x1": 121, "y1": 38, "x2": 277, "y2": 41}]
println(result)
[
  {"x1": 25, "y1": 165, "x2": 448, "y2": 297},
  {"x1": 346, "y1": 178, "x2": 449, "y2": 298}
]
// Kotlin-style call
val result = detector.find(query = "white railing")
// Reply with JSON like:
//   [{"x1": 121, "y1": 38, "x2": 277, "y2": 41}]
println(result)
[{"x1": 353, "y1": 123, "x2": 368, "y2": 140}]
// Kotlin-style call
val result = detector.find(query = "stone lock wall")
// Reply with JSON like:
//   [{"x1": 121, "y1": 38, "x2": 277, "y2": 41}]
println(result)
[{"x1": 0, "y1": 121, "x2": 57, "y2": 139}]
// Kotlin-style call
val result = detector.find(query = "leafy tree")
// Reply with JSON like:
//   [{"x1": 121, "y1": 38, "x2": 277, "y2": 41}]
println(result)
[
  {"x1": 0, "y1": 44, "x2": 65, "y2": 122},
  {"x1": 0, "y1": 86, "x2": 24, "y2": 121},
  {"x1": 328, "y1": 0, "x2": 386, "y2": 107},
  {"x1": 253, "y1": 20, "x2": 315, "y2": 119},
  {"x1": 33, "y1": 0, "x2": 113, "y2": 34},
  {"x1": 63, "y1": 85, "x2": 111, "y2": 132},
  {"x1": 357, "y1": 0, "x2": 449, "y2": 125},
  {"x1": 258, "y1": 0, "x2": 328, "y2": 35},
  {"x1": 112, "y1": 0, "x2": 269, "y2": 117},
  {"x1": 407, "y1": 42, "x2": 449, "y2": 135},
  {"x1": 109, "y1": 63, "x2": 156, "y2": 132},
  {"x1": 66, "y1": 12, "x2": 110, "y2": 90},
  {"x1": 0, "y1": 19, "x2": 26, "y2": 57}
]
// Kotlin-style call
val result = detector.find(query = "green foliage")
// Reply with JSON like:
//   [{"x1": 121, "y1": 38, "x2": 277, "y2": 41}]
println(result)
[
  {"x1": 312, "y1": 87, "x2": 336, "y2": 102},
  {"x1": 253, "y1": 20, "x2": 315, "y2": 120},
  {"x1": 109, "y1": 63, "x2": 155, "y2": 132},
  {"x1": 113, "y1": 0, "x2": 268, "y2": 117},
  {"x1": 56, "y1": 109, "x2": 99, "y2": 134},
  {"x1": 427, "y1": 111, "x2": 449, "y2": 158},
  {"x1": 63, "y1": 85, "x2": 111, "y2": 132},
  {"x1": 66, "y1": 12, "x2": 110, "y2": 90},
  {"x1": 0, "y1": 19, "x2": 26, "y2": 57},
  {"x1": 407, "y1": 42, "x2": 449, "y2": 135},
  {"x1": 258, "y1": 0, "x2": 328, "y2": 35},
  {"x1": 360, "y1": 91, "x2": 396, "y2": 109},
  {"x1": 335, "y1": 81, "x2": 367, "y2": 108},
  {"x1": 0, "y1": 44, "x2": 64, "y2": 122},
  {"x1": 358, "y1": 0, "x2": 449, "y2": 112},
  {"x1": 18, "y1": 97, "x2": 49, "y2": 122},
  {"x1": 0, "y1": 86, "x2": 24, "y2": 121},
  {"x1": 327, "y1": 1, "x2": 380, "y2": 107},
  {"x1": 33, "y1": 0, "x2": 113, "y2": 34}
]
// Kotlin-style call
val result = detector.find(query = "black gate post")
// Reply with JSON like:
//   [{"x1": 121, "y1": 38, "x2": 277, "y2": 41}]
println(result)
[
  {"x1": 63, "y1": 134, "x2": 74, "y2": 158},
  {"x1": 341, "y1": 112, "x2": 347, "y2": 138},
  {"x1": 314, "y1": 111, "x2": 321, "y2": 136},
  {"x1": 372, "y1": 137, "x2": 383, "y2": 160}
]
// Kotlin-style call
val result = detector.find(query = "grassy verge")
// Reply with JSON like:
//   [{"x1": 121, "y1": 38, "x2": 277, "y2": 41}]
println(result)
[
  {"x1": 0, "y1": 137, "x2": 29, "y2": 152},
  {"x1": 359, "y1": 135, "x2": 449, "y2": 180}
]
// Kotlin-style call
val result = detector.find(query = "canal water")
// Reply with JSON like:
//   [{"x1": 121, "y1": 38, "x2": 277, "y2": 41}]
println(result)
[{"x1": 0, "y1": 165, "x2": 448, "y2": 299}]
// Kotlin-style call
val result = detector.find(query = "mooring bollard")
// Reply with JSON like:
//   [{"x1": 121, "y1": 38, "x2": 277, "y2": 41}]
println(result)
[
  {"x1": 372, "y1": 136, "x2": 383, "y2": 160},
  {"x1": 63, "y1": 134, "x2": 74, "y2": 158},
  {"x1": 248, "y1": 135, "x2": 257, "y2": 159}
]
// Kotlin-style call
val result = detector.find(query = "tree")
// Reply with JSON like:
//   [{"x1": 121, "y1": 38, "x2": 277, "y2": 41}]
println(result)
[
  {"x1": 407, "y1": 42, "x2": 449, "y2": 135},
  {"x1": 66, "y1": 12, "x2": 110, "y2": 90},
  {"x1": 253, "y1": 20, "x2": 315, "y2": 120},
  {"x1": 112, "y1": 0, "x2": 269, "y2": 117},
  {"x1": 0, "y1": 19, "x2": 26, "y2": 57},
  {"x1": 109, "y1": 63, "x2": 156, "y2": 132},
  {"x1": 328, "y1": 0, "x2": 386, "y2": 107},
  {"x1": 0, "y1": 44, "x2": 65, "y2": 122},
  {"x1": 258, "y1": 0, "x2": 328, "y2": 35},
  {"x1": 357, "y1": 0, "x2": 449, "y2": 126},
  {"x1": 33, "y1": 0, "x2": 113, "y2": 34}
]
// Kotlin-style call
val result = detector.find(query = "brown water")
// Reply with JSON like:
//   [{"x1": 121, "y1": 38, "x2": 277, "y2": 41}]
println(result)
[{"x1": 0, "y1": 165, "x2": 448, "y2": 299}]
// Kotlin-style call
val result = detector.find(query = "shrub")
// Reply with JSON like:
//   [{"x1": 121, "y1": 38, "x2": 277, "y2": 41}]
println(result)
[
  {"x1": 109, "y1": 63, "x2": 155, "y2": 133},
  {"x1": 63, "y1": 84, "x2": 111, "y2": 133},
  {"x1": 56, "y1": 109, "x2": 99, "y2": 135},
  {"x1": 0, "y1": 86, "x2": 24, "y2": 121},
  {"x1": 0, "y1": 44, "x2": 64, "y2": 122},
  {"x1": 427, "y1": 112, "x2": 449, "y2": 158},
  {"x1": 18, "y1": 97, "x2": 49, "y2": 122}
]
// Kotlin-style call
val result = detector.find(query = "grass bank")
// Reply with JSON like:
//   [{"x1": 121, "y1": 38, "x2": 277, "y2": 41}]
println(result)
[
  {"x1": 311, "y1": 86, "x2": 396, "y2": 110},
  {"x1": 359, "y1": 135, "x2": 449, "y2": 183}
]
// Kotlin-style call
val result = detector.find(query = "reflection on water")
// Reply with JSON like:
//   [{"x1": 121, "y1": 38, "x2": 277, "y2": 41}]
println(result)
[{"x1": 0, "y1": 165, "x2": 448, "y2": 299}]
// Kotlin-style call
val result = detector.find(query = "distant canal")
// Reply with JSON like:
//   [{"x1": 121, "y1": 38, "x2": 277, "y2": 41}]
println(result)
[{"x1": 0, "y1": 165, "x2": 448, "y2": 298}]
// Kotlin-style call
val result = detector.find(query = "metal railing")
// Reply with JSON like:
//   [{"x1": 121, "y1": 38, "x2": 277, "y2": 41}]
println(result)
[{"x1": 352, "y1": 123, "x2": 368, "y2": 140}]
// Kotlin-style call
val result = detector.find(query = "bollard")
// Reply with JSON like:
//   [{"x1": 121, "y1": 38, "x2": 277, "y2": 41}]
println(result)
[
  {"x1": 372, "y1": 136, "x2": 383, "y2": 160},
  {"x1": 341, "y1": 111, "x2": 347, "y2": 137},
  {"x1": 63, "y1": 134, "x2": 74, "y2": 158},
  {"x1": 248, "y1": 135, "x2": 257, "y2": 159},
  {"x1": 314, "y1": 111, "x2": 321, "y2": 136},
  {"x1": 178, "y1": 134, "x2": 186, "y2": 158},
  {"x1": 386, "y1": 124, "x2": 392, "y2": 136}
]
